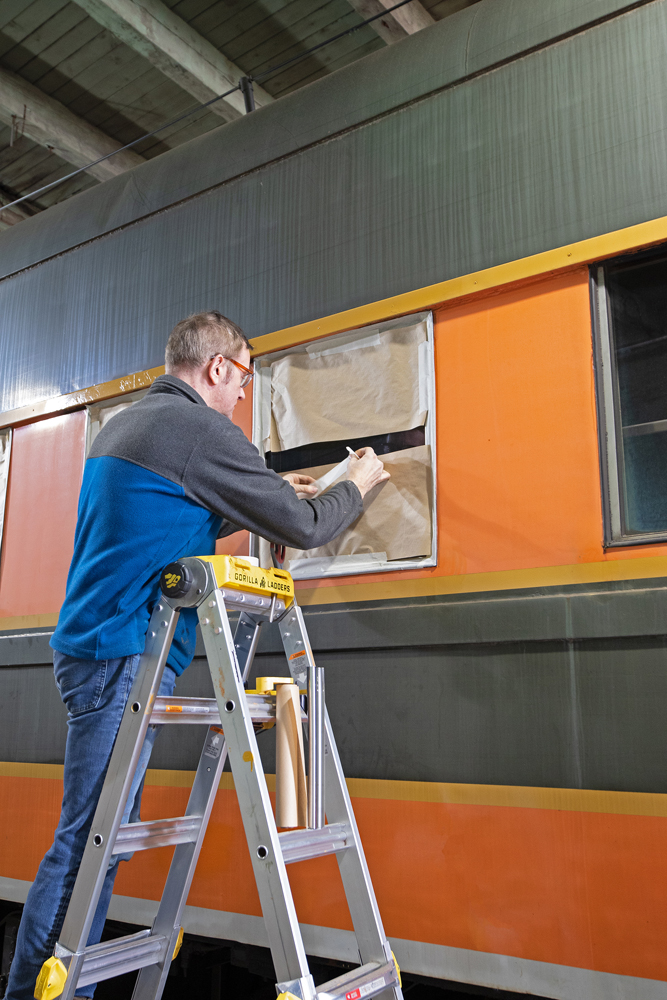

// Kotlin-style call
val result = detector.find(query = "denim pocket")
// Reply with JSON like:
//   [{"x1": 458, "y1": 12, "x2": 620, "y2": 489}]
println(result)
[{"x1": 53, "y1": 652, "x2": 109, "y2": 716}]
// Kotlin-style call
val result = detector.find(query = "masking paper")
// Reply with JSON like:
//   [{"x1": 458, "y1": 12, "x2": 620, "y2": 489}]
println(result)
[
  {"x1": 270, "y1": 323, "x2": 428, "y2": 451},
  {"x1": 275, "y1": 682, "x2": 307, "y2": 828},
  {"x1": 277, "y1": 445, "x2": 432, "y2": 571}
]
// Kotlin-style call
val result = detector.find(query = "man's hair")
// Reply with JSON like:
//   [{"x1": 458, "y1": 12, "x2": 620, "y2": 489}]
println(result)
[{"x1": 165, "y1": 311, "x2": 251, "y2": 372}]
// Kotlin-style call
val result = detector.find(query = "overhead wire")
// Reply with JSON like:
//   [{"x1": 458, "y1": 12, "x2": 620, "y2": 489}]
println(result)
[
  {"x1": 0, "y1": 83, "x2": 242, "y2": 214},
  {"x1": 0, "y1": 0, "x2": 420, "y2": 216}
]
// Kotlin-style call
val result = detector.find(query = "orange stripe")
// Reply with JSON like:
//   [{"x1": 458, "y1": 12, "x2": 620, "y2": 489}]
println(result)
[{"x1": 3, "y1": 770, "x2": 667, "y2": 982}]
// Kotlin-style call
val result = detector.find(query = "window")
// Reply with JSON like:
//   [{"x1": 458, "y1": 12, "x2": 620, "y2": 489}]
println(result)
[
  {"x1": 593, "y1": 251, "x2": 667, "y2": 543},
  {"x1": 251, "y1": 312, "x2": 437, "y2": 578}
]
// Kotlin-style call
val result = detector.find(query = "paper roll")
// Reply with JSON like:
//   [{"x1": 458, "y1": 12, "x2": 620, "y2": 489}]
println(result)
[{"x1": 275, "y1": 682, "x2": 307, "y2": 828}]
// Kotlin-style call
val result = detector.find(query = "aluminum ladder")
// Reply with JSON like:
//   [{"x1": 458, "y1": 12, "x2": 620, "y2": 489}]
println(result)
[{"x1": 36, "y1": 554, "x2": 403, "y2": 1000}]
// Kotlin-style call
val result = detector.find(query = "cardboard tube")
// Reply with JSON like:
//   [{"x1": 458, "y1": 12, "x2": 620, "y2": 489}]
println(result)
[{"x1": 275, "y1": 682, "x2": 307, "y2": 828}]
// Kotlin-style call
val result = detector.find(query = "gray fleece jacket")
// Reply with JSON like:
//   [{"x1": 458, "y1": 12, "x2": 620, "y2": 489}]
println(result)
[{"x1": 51, "y1": 374, "x2": 363, "y2": 673}]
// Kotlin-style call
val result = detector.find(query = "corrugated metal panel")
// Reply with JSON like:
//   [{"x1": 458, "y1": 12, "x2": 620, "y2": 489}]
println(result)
[
  {"x1": 7, "y1": 625, "x2": 667, "y2": 792},
  {"x1": 0, "y1": 0, "x2": 638, "y2": 278},
  {"x1": 0, "y1": 0, "x2": 664, "y2": 412},
  {"x1": 5, "y1": 579, "x2": 667, "y2": 787}
]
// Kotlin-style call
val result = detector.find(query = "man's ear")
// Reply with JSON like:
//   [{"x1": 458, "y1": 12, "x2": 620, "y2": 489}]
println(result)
[{"x1": 206, "y1": 355, "x2": 223, "y2": 385}]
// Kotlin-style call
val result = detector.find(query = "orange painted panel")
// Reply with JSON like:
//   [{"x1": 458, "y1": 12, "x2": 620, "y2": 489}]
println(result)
[
  {"x1": 0, "y1": 410, "x2": 86, "y2": 617},
  {"x1": 5, "y1": 773, "x2": 667, "y2": 983},
  {"x1": 215, "y1": 533, "x2": 250, "y2": 558},
  {"x1": 299, "y1": 268, "x2": 606, "y2": 593},
  {"x1": 0, "y1": 776, "x2": 63, "y2": 879},
  {"x1": 432, "y1": 269, "x2": 603, "y2": 575},
  {"x1": 231, "y1": 380, "x2": 252, "y2": 441}
]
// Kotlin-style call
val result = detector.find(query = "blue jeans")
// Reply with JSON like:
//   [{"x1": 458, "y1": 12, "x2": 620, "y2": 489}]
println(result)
[{"x1": 5, "y1": 652, "x2": 176, "y2": 1000}]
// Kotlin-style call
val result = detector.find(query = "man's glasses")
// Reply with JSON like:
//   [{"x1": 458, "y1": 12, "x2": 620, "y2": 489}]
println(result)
[{"x1": 211, "y1": 355, "x2": 255, "y2": 388}]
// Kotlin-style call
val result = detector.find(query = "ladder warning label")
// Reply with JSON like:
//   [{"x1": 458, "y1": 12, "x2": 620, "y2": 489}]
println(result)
[
  {"x1": 204, "y1": 729, "x2": 224, "y2": 759},
  {"x1": 345, "y1": 978, "x2": 385, "y2": 999}
]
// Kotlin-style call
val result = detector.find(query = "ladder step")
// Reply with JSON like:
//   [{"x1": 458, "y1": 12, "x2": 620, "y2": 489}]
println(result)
[
  {"x1": 66, "y1": 930, "x2": 167, "y2": 988},
  {"x1": 279, "y1": 823, "x2": 351, "y2": 864},
  {"x1": 316, "y1": 959, "x2": 400, "y2": 1000},
  {"x1": 151, "y1": 694, "x2": 278, "y2": 726},
  {"x1": 112, "y1": 816, "x2": 201, "y2": 854}
]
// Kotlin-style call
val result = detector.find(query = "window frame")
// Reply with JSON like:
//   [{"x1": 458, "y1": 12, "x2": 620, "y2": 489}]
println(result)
[
  {"x1": 86, "y1": 389, "x2": 149, "y2": 454},
  {"x1": 592, "y1": 254, "x2": 667, "y2": 546},
  {"x1": 0, "y1": 427, "x2": 12, "y2": 565},
  {"x1": 250, "y1": 310, "x2": 438, "y2": 579}
]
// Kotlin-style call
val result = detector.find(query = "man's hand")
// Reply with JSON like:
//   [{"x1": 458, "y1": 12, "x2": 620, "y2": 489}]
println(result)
[
  {"x1": 283, "y1": 473, "x2": 318, "y2": 497},
  {"x1": 346, "y1": 447, "x2": 390, "y2": 498}
]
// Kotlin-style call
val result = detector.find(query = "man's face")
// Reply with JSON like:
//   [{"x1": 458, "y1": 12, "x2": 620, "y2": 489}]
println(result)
[{"x1": 210, "y1": 346, "x2": 251, "y2": 419}]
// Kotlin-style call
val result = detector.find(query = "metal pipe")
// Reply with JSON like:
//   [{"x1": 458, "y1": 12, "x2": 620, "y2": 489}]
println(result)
[
  {"x1": 307, "y1": 664, "x2": 325, "y2": 829},
  {"x1": 239, "y1": 76, "x2": 255, "y2": 113}
]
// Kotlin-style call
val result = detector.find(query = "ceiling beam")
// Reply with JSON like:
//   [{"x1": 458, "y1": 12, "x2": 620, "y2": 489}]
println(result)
[
  {"x1": 0, "y1": 184, "x2": 40, "y2": 229},
  {"x1": 346, "y1": 0, "x2": 434, "y2": 44},
  {"x1": 0, "y1": 66, "x2": 145, "y2": 183},
  {"x1": 73, "y1": 0, "x2": 274, "y2": 121}
]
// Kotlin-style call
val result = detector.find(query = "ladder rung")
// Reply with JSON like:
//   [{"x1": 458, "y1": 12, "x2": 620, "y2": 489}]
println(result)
[
  {"x1": 278, "y1": 823, "x2": 351, "y2": 864},
  {"x1": 112, "y1": 816, "x2": 201, "y2": 854},
  {"x1": 315, "y1": 959, "x2": 400, "y2": 1000},
  {"x1": 72, "y1": 930, "x2": 167, "y2": 988},
  {"x1": 151, "y1": 693, "x2": 278, "y2": 725}
]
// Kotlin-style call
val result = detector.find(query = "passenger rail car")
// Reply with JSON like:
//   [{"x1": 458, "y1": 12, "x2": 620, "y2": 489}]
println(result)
[{"x1": 3, "y1": 1, "x2": 667, "y2": 997}]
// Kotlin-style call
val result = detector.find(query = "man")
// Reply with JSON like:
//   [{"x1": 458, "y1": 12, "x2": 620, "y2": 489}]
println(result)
[{"x1": 6, "y1": 311, "x2": 388, "y2": 1000}]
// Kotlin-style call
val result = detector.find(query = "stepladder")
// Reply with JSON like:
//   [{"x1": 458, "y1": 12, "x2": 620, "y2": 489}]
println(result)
[{"x1": 36, "y1": 555, "x2": 403, "y2": 1000}]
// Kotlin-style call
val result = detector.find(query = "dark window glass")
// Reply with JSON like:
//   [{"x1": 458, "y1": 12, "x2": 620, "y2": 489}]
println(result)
[
  {"x1": 265, "y1": 426, "x2": 425, "y2": 474},
  {"x1": 606, "y1": 255, "x2": 667, "y2": 534}
]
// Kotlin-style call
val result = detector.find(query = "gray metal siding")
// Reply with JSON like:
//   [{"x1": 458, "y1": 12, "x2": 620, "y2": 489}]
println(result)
[
  {"x1": 0, "y1": 0, "x2": 663, "y2": 413},
  {"x1": 4, "y1": 580, "x2": 667, "y2": 792},
  {"x1": 0, "y1": 0, "x2": 635, "y2": 279}
]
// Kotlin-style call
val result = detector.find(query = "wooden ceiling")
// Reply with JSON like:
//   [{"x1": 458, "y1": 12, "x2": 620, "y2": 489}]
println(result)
[{"x1": 0, "y1": 0, "x2": 479, "y2": 229}]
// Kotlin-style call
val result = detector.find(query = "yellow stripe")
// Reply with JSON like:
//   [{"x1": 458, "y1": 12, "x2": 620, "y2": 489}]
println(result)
[
  {"x1": 2, "y1": 213, "x2": 667, "y2": 428},
  {"x1": 0, "y1": 763, "x2": 277, "y2": 792},
  {"x1": 0, "y1": 613, "x2": 59, "y2": 631},
  {"x1": 2, "y1": 762, "x2": 667, "y2": 818},
  {"x1": 345, "y1": 778, "x2": 667, "y2": 818},
  {"x1": 249, "y1": 216, "x2": 667, "y2": 356},
  {"x1": 0, "y1": 762, "x2": 65, "y2": 780},
  {"x1": 142, "y1": 769, "x2": 277, "y2": 792},
  {"x1": 295, "y1": 553, "x2": 667, "y2": 606},
  {"x1": 3, "y1": 552, "x2": 667, "y2": 633},
  {"x1": 0, "y1": 366, "x2": 164, "y2": 430}
]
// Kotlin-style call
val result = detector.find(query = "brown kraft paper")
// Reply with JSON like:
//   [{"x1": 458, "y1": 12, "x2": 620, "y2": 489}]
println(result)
[
  {"x1": 275, "y1": 682, "x2": 307, "y2": 828},
  {"x1": 285, "y1": 444, "x2": 432, "y2": 566},
  {"x1": 270, "y1": 323, "x2": 427, "y2": 451}
]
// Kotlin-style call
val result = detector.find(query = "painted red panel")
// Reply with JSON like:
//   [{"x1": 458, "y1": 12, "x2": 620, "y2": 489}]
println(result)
[{"x1": 0, "y1": 410, "x2": 86, "y2": 618}]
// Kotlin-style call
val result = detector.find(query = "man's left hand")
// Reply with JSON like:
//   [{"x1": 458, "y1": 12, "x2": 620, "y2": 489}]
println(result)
[{"x1": 283, "y1": 473, "x2": 318, "y2": 497}]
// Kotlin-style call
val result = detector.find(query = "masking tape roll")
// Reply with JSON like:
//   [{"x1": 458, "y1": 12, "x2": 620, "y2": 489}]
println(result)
[{"x1": 275, "y1": 683, "x2": 307, "y2": 828}]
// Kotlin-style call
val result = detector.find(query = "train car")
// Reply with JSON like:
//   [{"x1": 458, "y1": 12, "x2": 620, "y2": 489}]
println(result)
[{"x1": 3, "y1": 0, "x2": 667, "y2": 996}]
